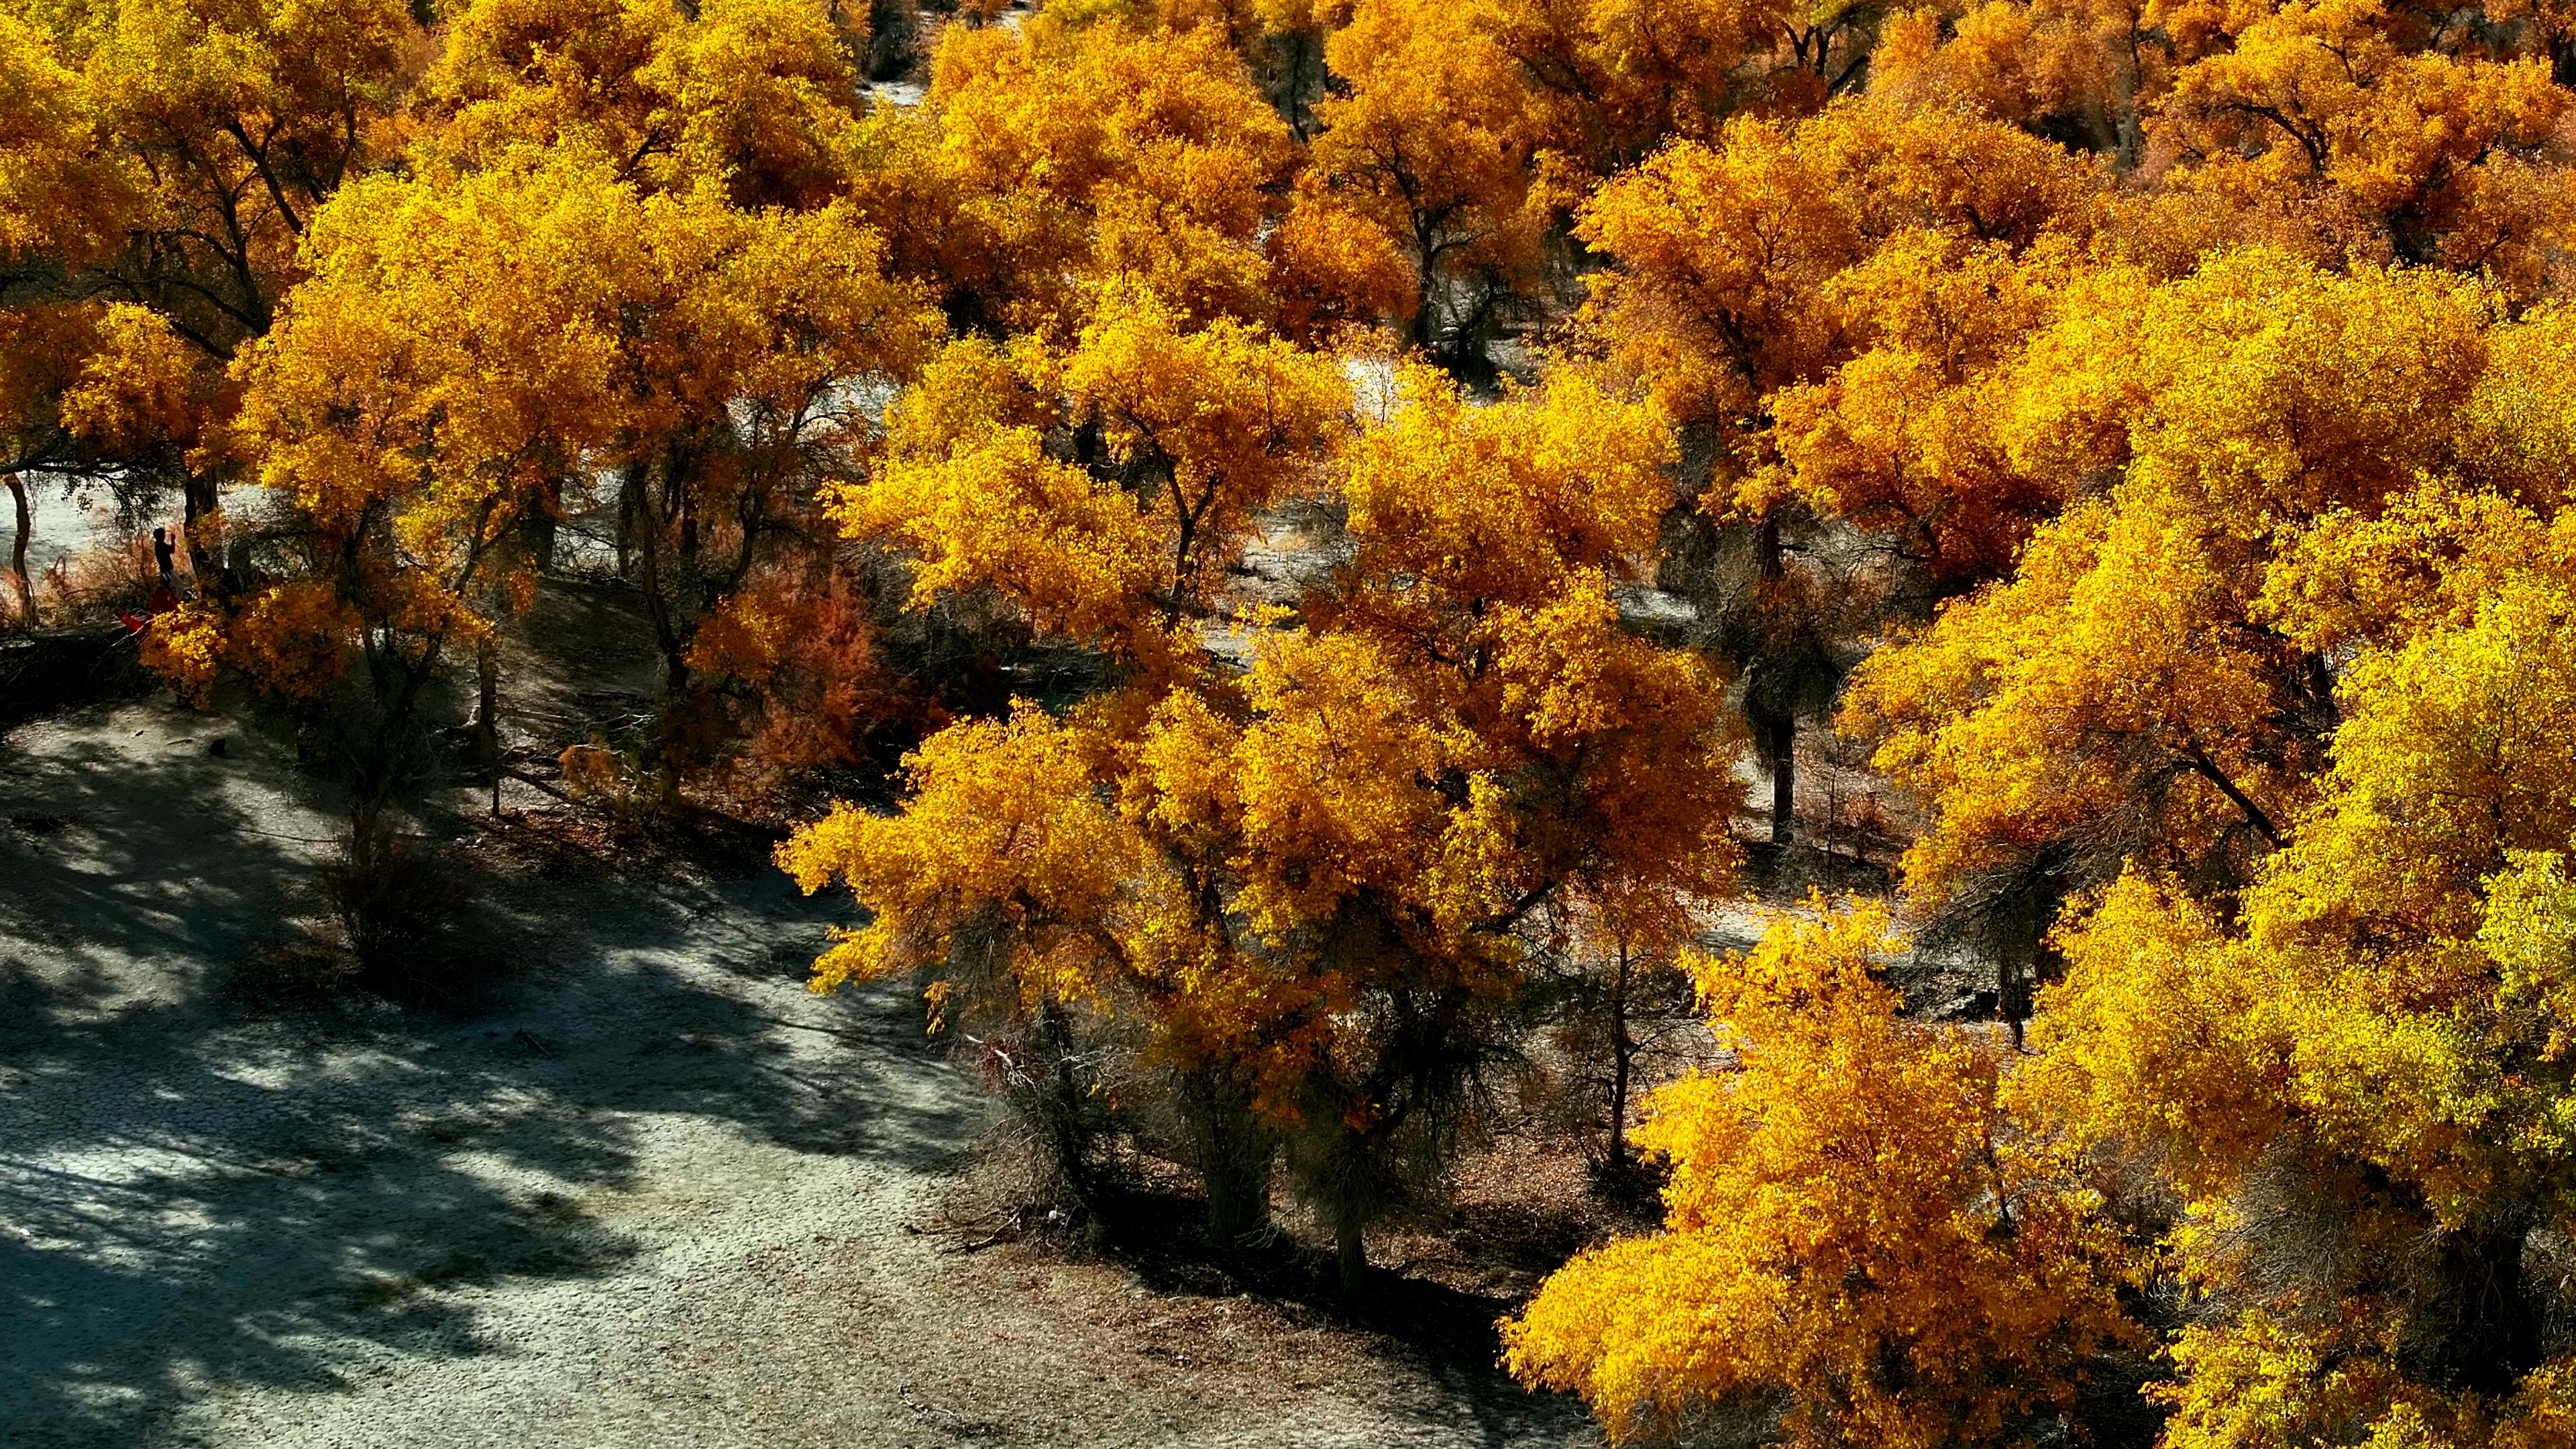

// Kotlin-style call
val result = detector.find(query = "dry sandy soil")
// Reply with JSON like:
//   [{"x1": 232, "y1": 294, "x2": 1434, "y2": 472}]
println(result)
[{"x1": 0, "y1": 694, "x2": 1602, "y2": 1448}]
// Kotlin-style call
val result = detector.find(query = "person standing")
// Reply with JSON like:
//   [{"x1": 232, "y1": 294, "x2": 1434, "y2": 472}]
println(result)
[{"x1": 148, "y1": 527, "x2": 181, "y2": 615}]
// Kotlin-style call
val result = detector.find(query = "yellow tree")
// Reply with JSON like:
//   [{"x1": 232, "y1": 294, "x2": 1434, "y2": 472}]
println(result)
[
  {"x1": 1843, "y1": 253, "x2": 2501, "y2": 988},
  {"x1": 222, "y1": 158, "x2": 932, "y2": 803},
  {"x1": 784, "y1": 344, "x2": 1746, "y2": 1287},
  {"x1": 1821, "y1": 291, "x2": 2576, "y2": 1449},
  {"x1": 1047, "y1": 0, "x2": 1345, "y2": 135},
  {"x1": 0, "y1": 7, "x2": 136, "y2": 269},
  {"x1": 844, "y1": 17, "x2": 1340, "y2": 341},
  {"x1": 1575, "y1": 95, "x2": 2104, "y2": 474},
  {"x1": 2027, "y1": 564, "x2": 2576, "y2": 1442},
  {"x1": 421, "y1": 0, "x2": 871, "y2": 210},
  {"x1": 1, "y1": 15, "x2": 140, "y2": 624},
  {"x1": 1762, "y1": 231, "x2": 2106, "y2": 595},
  {"x1": 1981, "y1": 304, "x2": 2576, "y2": 1446},
  {"x1": 1218, "y1": 366, "x2": 1743, "y2": 1283},
  {"x1": 780, "y1": 700, "x2": 1165, "y2": 1214},
  {"x1": 1303, "y1": 0, "x2": 1545, "y2": 366},
  {"x1": 788, "y1": 294, "x2": 1355, "y2": 1234},
  {"x1": 1506, "y1": 904, "x2": 2133, "y2": 1448},
  {"x1": 842, "y1": 286, "x2": 1349, "y2": 665},
  {"x1": 1481, "y1": 0, "x2": 1853, "y2": 192},
  {"x1": 0, "y1": 305, "x2": 108, "y2": 626},
  {"x1": 2146, "y1": 0, "x2": 2575, "y2": 298},
  {"x1": 1866, "y1": 0, "x2": 2189, "y2": 167},
  {"x1": 1, "y1": 0, "x2": 421, "y2": 582},
  {"x1": 1575, "y1": 95, "x2": 2104, "y2": 844}
]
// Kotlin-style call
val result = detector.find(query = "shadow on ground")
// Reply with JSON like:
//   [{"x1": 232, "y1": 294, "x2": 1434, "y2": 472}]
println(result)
[{"x1": 1, "y1": 700, "x2": 982, "y2": 1447}]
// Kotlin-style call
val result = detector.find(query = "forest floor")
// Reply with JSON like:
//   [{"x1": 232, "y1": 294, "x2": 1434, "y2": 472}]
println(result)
[{"x1": 0, "y1": 688, "x2": 1607, "y2": 1448}]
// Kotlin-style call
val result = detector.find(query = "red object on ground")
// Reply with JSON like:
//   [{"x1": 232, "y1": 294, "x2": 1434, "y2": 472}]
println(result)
[{"x1": 119, "y1": 585, "x2": 182, "y2": 636}]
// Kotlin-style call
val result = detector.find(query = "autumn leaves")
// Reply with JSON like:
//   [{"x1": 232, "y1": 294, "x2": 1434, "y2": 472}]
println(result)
[
  {"x1": 782, "y1": 343, "x2": 1741, "y2": 1290},
  {"x1": 11, "y1": 0, "x2": 2576, "y2": 1440}
]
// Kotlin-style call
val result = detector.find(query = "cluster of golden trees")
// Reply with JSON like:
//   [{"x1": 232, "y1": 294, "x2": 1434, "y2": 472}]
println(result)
[{"x1": 8, "y1": 0, "x2": 2576, "y2": 1440}]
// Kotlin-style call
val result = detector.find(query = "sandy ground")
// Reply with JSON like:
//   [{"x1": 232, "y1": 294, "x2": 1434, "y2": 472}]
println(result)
[{"x1": 1, "y1": 696, "x2": 1600, "y2": 1448}]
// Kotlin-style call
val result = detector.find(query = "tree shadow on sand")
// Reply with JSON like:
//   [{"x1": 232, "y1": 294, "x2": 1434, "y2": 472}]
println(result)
[{"x1": 1, "y1": 704, "x2": 988, "y2": 1447}]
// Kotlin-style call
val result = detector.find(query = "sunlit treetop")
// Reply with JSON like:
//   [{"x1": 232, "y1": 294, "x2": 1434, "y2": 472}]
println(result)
[
  {"x1": 1335, "y1": 363, "x2": 1674, "y2": 616},
  {"x1": 836, "y1": 290, "x2": 1348, "y2": 673},
  {"x1": 1759, "y1": 232, "x2": 2112, "y2": 590},
  {"x1": 7, "y1": 0, "x2": 421, "y2": 358},
  {"x1": 214, "y1": 155, "x2": 931, "y2": 716},
  {"x1": 1303, "y1": 0, "x2": 1544, "y2": 352},
  {"x1": 844, "y1": 17, "x2": 1320, "y2": 339},
  {"x1": 1573, "y1": 97, "x2": 2104, "y2": 438},
  {"x1": 2145, "y1": 0, "x2": 2575, "y2": 298},
  {"x1": 0, "y1": 303, "x2": 109, "y2": 482},
  {"x1": 422, "y1": 0, "x2": 868, "y2": 209},
  {"x1": 1506, "y1": 901, "x2": 2135, "y2": 1448},
  {"x1": 778, "y1": 700, "x2": 1158, "y2": 1005},
  {"x1": 0, "y1": 9, "x2": 138, "y2": 267},
  {"x1": 241, "y1": 158, "x2": 928, "y2": 531},
  {"x1": 1846, "y1": 251, "x2": 2567, "y2": 914},
  {"x1": 1477, "y1": 0, "x2": 1796, "y2": 193},
  {"x1": 2021, "y1": 570, "x2": 2576, "y2": 1437},
  {"x1": 55, "y1": 301, "x2": 226, "y2": 467}
]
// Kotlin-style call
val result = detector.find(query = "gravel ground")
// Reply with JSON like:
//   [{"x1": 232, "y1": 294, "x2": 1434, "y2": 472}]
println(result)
[{"x1": 1, "y1": 698, "x2": 1599, "y2": 1448}]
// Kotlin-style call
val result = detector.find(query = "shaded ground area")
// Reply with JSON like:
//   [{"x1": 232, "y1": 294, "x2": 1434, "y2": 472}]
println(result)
[{"x1": 0, "y1": 696, "x2": 1600, "y2": 1447}]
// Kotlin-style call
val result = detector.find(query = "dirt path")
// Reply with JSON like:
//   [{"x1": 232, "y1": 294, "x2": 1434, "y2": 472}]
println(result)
[{"x1": 1, "y1": 699, "x2": 1598, "y2": 1448}]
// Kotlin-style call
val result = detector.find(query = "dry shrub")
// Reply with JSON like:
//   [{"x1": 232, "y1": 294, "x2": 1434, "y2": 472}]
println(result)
[
  {"x1": 227, "y1": 936, "x2": 360, "y2": 1001},
  {"x1": 318, "y1": 814, "x2": 472, "y2": 977},
  {"x1": 41, "y1": 532, "x2": 161, "y2": 621},
  {"x1": 559, "y1": 740, "x2": 649, "y2": 809},
  {"x1": 681, "y1": 565, "x2": 930, "y2": 810},
  {"x1": 863, "y1": 0, "x2": 918, "y2": 78}
]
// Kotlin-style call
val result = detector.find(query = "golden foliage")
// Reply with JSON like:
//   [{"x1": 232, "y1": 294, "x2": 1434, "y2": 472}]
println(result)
[
  {"x1": 1506, "y1": 903, "x2": 2133, "y2": 1447},
  {"x1": 14, "y1": 0, "x2": 2576, "y2": 1438}
]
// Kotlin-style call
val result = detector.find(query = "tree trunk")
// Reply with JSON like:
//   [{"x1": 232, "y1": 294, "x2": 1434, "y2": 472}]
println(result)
[
  {"x1": 1201, "y1": 1123, "x2": 1274, "y2": 1250},
  {"x1": 1756, "y1": 510, "x2": 1784, "y2": 583},
  {"x1": 476, "y1": 633, "x2": 502, "y2": 816},
  {"x1": 1992, "y1": 872, "x2": 2053, "y2": 1051},
  {"x1": 1335, "y1": 1210, "x2": 1368, "y2": 1299},
  {"x1": 1607, "y1": 946, "x2": 1635, "y2": 1170},
  {"x1": 615, "y1": 474, "x2": 637, "y2": 580},
  {"x1": 182, "y1": 472, "x2": 223, "y2": 595},
  {"x1": 1408, "y1": 227, "x2": 1442, "y2": 358},
  {"x1": 1752, "y1": 509, "x2": 1796, "y2": 845},
  {"x1": 527, "y1": 480, "x2": 560, "y2": 574},
  {"x1": 5, "y1": 472, "x2": 32, "y2": 628},
  {"x1": 2402, "y1": 1218, "x2": 2540, "y2": 1395},
  {"x1": 1030, "y1": 997, "x2": 1099, "y2": 1222},
  {"x1": 1765, "y1": 712, "x2": 1796, "y2": 847},
  {"x1": 1191, "y1": 1077, "x2": 1275, "y2": 1249}
]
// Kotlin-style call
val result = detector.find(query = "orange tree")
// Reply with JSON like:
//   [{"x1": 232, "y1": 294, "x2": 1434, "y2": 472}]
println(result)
[
  {"x1": 1506, "y1": 904, "x2": 2135, "y2": 1448},
  {"x1": 780, "y1": 317, "x2": 1746, "y2": 1285},
  {"x1": 1568, "y1": 95, "x2": 2108, "y2": 848},
  {"x1": 844, "y1": 13, "x2": 1405, "y2": 346},
  {"x1": 0, "y1": 22, "x2": 133, "y2": 623},
  {"x1": 0, "y1": 0, "x2": 425, "y2": 582},
  {"x1": 1299, "y1": 0, "x2": 1546, "y2": 368},
  {"x1": 194, "y1": 155, "x2": 932, "y2": 813},
  {"x1": 2024, "y1": 555, "x2": 2576, "y2": 1442},
  {"x1": 1843, "y1": 256, "x2": 2507, "y2": 945},
  {"x1": 1505, "y1": 93, "x2": 2576, "y2": 1449},
  {"x1": 1615, "y1": 261, "x2": 2576, "y2": 1449}
]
